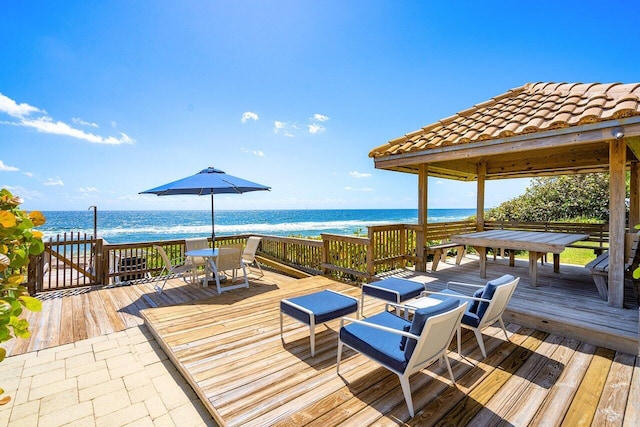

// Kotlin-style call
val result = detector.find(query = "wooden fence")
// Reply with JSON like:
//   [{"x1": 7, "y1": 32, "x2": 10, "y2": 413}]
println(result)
[{"x1": 28, "y1": 219, "x2": 608, "y2": 293}]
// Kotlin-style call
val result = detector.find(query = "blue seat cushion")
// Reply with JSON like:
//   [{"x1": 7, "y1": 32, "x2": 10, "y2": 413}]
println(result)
[
  {"x1": 340, "y1": 311, "x2": 411, "y2": 373},
  {"x1": 363, "y1": 278, "x2": 424, "y2": 303},
  {"x1": 469, "y1": 288, "x2": 484, "y2": 314},
  {"x1": 429, "y1": 289, "x2": 481, "y2": 327},
  {"x1": 476, "y1": 274, "x2": 514, "y2": 320},
  {"x1": 404, "y1": 298, "x2": 459, "y2": 359},
  {"x1": 281, "y1": 290, "x2": 358, "y2": 325}
]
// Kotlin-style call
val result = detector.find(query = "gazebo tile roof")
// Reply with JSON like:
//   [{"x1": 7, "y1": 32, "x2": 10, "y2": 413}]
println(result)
[{"x1": 371, "y1": 82, "x2": 640, "y2": 159}]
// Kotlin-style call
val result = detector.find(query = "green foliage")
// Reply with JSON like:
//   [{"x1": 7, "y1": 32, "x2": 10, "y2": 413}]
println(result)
[
  {"x1": 0, "y1": 188, "x2": 45, "y2": 405},
  {"x1": 486, "y1": 174, "x2": 613, "y2": 222}
]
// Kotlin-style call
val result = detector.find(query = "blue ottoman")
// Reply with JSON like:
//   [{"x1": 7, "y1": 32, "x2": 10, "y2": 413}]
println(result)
[
  {"x1": 361, "y1": 278, "x2": 425, "y2": 316},
  {"x1": 280, "y1": 290, "x2": 359, "y2": 356}
]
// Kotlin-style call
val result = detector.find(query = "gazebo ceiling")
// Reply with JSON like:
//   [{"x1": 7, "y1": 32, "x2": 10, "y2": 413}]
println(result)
[{"x1": 370, "y1": 82, "x2": 640, "y2": 181}]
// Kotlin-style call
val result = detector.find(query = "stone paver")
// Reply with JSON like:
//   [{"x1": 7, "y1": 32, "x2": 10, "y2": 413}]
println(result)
[{"x1": 0, "y1": 325, "x2": 216, "y2": 426}]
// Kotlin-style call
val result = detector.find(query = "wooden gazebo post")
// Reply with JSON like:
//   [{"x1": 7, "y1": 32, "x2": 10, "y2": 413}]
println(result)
[
  {"x1": 416, "y1": 164, "x2": 428, "y2": 272},
  {"x1": 476, "y1": 161, "x2": 486, "y2": 231},
  {"x1": 630, "y1": 160, "x2": 640, "y2": 229},
  {"x1": 609, "y1": 135, "x2": 627, "y2": 307}
]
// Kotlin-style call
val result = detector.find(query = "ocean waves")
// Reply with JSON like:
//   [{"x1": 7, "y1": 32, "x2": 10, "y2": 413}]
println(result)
[{"x1": 39, "y1": 209, "x2": 475, "y2": 244}]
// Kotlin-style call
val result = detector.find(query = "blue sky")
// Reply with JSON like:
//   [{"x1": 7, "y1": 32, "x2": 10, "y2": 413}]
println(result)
[{"x1": 2, "y1": 1, "x2": 639, "y2": 212}]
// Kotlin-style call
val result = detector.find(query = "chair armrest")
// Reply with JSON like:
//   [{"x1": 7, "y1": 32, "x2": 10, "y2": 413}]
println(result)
[
  {"x1": 339, "y1": 317, "x2": 418, "y2": 339},
  {"x1": 420, "y1": 290, "x2": 491, "y2": 303},
  {"x1": 446, "y1": 280, "x2": 484, "y2": 290}
]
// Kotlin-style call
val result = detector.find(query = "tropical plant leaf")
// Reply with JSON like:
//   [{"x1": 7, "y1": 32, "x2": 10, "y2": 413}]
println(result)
[{"x1": 19, "y1": 296, "x2": 42, "y2": 312}]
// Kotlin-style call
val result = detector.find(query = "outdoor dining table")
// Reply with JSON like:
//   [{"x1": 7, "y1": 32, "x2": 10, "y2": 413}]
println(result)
[
  {"x1": 186, "y1": 247, "x2": 243, "y2": 287},
  {"x1": 450, "y1": 230, "x2": 589, "y2": 286},
  {"x1": 185, "y1": 248, "x2": 219, "y2": 287}
]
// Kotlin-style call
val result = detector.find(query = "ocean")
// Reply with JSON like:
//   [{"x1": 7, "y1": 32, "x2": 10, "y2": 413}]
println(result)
[{"x1": 39, "y1": 209, "x2": 476, "y2": 244}]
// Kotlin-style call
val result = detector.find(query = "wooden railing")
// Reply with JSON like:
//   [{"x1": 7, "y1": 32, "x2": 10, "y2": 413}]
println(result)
[
  {"x1": 256, "y1": 234, "x2": 324, "y2": 275},
  {"x1": 29, "y1": 219, "x2": 611, "y2": 293}
]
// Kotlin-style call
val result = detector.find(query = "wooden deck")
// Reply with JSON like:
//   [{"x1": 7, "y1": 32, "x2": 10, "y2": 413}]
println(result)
[{"x1": 4, "y1": 258, "x2": 640, "y2": 425}]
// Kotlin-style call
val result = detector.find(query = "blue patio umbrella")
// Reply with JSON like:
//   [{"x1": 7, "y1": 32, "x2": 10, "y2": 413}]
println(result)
[{"x1": 140, "y1": 167, "x2": 270, "y2": 242}]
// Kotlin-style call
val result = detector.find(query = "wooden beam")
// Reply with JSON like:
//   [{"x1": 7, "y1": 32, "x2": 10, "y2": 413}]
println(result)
[
  {"x1": 608, "y1": 138, "x2": 626, "y2": 308},
  {"x1": 626, "y1": 135, "x2": 640, "y2": 161}
]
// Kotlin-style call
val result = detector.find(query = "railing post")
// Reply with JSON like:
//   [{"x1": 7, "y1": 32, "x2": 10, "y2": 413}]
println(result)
[
  {"x1": 321, "y1": 235, "x2": 329, "y2": 275},
  {"x1": 400, "y1": 225, "x2": 407, "y2": 269},
  {"x1": 367, "y1": 227, "x2": 375, "y2": 278},
  {"x1": 95, "y1": 238, "x2": 104, "y2": 285}
]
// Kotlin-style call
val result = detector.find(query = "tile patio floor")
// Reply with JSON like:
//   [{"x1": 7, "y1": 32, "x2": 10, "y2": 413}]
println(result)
[{"x1": 0, "y1": 325, "x2": 216, "y2": 427}]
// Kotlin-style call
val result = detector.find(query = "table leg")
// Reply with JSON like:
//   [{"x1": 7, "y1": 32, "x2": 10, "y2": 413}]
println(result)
[
  {"x1": 528, "y1": 252, "x2": 538, "y2": 287},
  {"x1": 553, "y1": 253, "x2": 560, "y2": 273},
  {"x1": 477, "y1": 246, "x2": 487, "y2": 278}
]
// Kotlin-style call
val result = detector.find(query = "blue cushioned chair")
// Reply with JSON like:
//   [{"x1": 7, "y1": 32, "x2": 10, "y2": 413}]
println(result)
[
  {"x1": 424, "y1": 274, "x2": 519, "y2": 358},
  {"x1": 337, "y1": 298, "x2": 467, "y2": 417},
  {"x1": 360, "y1": 278, "x2": 425, "y2": 317}
]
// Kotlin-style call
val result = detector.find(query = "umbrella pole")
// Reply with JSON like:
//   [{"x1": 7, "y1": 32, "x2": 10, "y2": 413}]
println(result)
[{"x1": 210, "y1": 192, "x2": 215, "y2": 245}]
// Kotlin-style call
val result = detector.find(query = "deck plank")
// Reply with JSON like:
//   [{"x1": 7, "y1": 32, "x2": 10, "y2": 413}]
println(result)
[
  {"x1": 563, "y1": 347, "x2": 616, "y2": 425},
  {"x1": 3, "y1": 261, "x2": 640, "y2": 426},
  {"x1": 593, "y1": 351, "x2": 636, "y2": 426}
]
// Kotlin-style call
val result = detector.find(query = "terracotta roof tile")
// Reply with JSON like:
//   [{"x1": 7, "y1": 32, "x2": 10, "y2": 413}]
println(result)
[{"x1": 371, "y1": 82, "x2": 640, "y2": 158}]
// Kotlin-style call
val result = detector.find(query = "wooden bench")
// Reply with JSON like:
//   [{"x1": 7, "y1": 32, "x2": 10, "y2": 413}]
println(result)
[
  {"x1": 425, "y1": 242, "x2": 465, "y2": 271},
  {"x1": 586, "y1": 232, "x2": 639, "y2": 300}
]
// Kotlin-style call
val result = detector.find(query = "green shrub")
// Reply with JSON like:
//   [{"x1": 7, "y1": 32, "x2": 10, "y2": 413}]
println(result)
[{"x1": 0, "y1": 189, "x2": 45, "y2": 404}]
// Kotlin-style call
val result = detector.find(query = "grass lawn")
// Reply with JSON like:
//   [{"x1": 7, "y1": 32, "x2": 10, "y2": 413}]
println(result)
[{"x1": 512, "y1": 247, "x2": 600, "y2": 266}]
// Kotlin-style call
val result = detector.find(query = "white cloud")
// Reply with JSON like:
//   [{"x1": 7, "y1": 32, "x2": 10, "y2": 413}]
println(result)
[
  {"x1": 78, "y1": 186, "x2": 99, "y2": 193},
  {"x1": 0, "y1": 93, "x2": 135, "y2": 145},
  {"x1": 308, "y1": 113, "x2": 330, "y2": 134},
  {"x1": 241, "y1": 147, "x2": 265, "y2": 157},
  {"x1": 72, "y1": 117, "x2": 99, "y2": 128},
  {"x1": 308, "y1": 123, "x2": 325, "y2": 134},
  {"x1": 0, "y1": 93, "x2": 43, "y2": 118},
  {"x1": 0, "y1": 160, "x2": 19, "y2": 172},
  {"x1": 344, "y1": 186, "x2": 373, "y2": 192},
  {"x1": 349, "y1": 171, "x2": 371, "y2": 179},
  {"x1": 241, "y1": 111, "x2": 259, "y2": 123},
  {"x1": 274, "y1": 121, "x2": 294, "y2": 137},
  {"x1": 14, "y1": 117, "x2": 135, "y2": 145},
  {"x1": 44, "y1": 178, "x2": 64, "y2": 186}
]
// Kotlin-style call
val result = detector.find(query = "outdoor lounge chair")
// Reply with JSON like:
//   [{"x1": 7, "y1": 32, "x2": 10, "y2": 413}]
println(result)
[
  {"x1": 337, "y1": 298, "x2": 466, "y2": 417},
  {"x1": 423, "y1": 274, "x2": 519, "y2": 358},
  {"x1": 242, "y1": 236, "x2": 264, "y2": 277},
  {"x1": 152, "y1": 245, "x2": 192, "y2": 293}
]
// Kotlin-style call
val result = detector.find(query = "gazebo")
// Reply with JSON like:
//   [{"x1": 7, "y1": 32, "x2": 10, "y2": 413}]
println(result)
[{"x1": 369, "y1": 82, "x2": 640, "y2": 308}]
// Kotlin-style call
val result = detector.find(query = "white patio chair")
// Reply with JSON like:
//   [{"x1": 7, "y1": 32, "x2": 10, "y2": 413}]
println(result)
[
  {"x1": 423, "y1": 274, "x2": 519, "y2": 358},
  {"x1": 152, "y1": 245, "x2": 192, "y2": 293},
  {"x1": 242, "y1": 236, "x2": 264, "y2": 277},
  {"x1": 185, "y1": 237, "x2": 209, "y2": 283},
  {"x1": 337, "y1": 298, "x2": 467, "y2": 417},
  {"x1": 210, "y1": 244, "x2": 249, "y2": 293}
]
